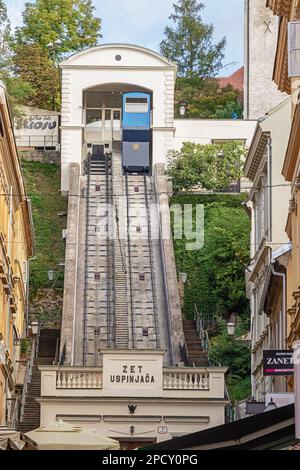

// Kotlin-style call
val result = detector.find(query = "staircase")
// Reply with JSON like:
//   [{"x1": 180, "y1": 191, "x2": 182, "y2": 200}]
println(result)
[
  {"x1": 17, "y1": 329, "x2": 60, "y2": 433},
  {"x1": 183, "y1": 320, "x2": 209, "y2": 367},
  {"x1": 89, "y1": 154, "x2": 106, "y2": 175}
]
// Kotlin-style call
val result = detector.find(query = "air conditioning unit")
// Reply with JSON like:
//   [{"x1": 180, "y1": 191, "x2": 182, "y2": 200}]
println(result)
[
  {"x1": 62, "y1": 229, "x2": 67, "y2": 240},
  {"x1": 288, "y1": 21, "x2": 300, "y2": 77}
]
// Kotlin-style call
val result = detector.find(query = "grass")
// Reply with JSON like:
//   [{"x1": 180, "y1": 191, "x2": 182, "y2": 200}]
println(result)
[{"x1": 21, "y1": 161, "x2": 67, "y2": 303}]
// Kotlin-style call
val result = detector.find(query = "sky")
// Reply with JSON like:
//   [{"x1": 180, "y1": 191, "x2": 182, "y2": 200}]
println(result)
[{"x1": 4, "y1": 0, "x2": 244, "y2": 76}]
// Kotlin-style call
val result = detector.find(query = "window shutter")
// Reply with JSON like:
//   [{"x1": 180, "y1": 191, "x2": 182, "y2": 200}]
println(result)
[{"x1": 288, "y1": 22, "x2": 300, "y2": 77}]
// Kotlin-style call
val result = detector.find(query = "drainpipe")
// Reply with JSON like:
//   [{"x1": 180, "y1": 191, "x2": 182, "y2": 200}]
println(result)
[
  {"x1": 293, "y1": 341, "x2": 300, "y2": 439},
  {"x1": 267, "y1": 137, "x2": 272, "y2": 243},
  {"x1": 271, "y1": 264, "x2": 286, "y2": 351}
]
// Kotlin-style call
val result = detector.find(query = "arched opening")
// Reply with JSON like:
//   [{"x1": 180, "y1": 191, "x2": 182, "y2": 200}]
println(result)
[{"x1": 82, "y1": 83, "x2": 153, "y2": 162}]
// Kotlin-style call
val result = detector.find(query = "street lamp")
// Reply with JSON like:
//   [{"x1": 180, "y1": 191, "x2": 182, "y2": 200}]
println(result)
[
  {"x1": 30, "y1": 321, "x2": 39, "y2": 336},
  {"x1": 179, "y1": 272, "x2": 188, "y2": 284},
  {"x1": 227, "y1": 313, "x2": 237, "y2": 336},
  {"x1": 48, "y1": 270, "x2": 55, "y2": 282},
  {"x1": 46, "y1": 39, "x2": 62, "y2": 110},
  {"x1": 180, "y1": 105, "x2": 186, "y2": 117}
]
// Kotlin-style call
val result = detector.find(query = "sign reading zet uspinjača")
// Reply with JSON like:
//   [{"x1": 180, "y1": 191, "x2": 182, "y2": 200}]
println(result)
[
  {"x1": 110, "y1": 365, "x2": 155, "y2": 384},
  {"x1": 102, "y1": 352, "x2": 164, "y2": 397}
]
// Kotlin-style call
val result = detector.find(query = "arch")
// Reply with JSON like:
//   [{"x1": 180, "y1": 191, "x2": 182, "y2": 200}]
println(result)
[{"x1": 61, "y1": 43, "x2": 177, "y2": 69}]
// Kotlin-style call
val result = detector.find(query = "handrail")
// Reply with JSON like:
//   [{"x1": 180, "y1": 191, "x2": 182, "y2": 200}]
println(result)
[
  {"x1": 19, "y1": 325, "x2": 41, "y2": 423},
  {"x1": 194, "y1": 304, "x2": 210, "y2": 350},
  {"x1": 153, "y1": 170, "x2": 175, "y2": 366}
]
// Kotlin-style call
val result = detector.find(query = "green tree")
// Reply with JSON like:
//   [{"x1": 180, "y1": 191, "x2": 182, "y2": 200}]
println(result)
[
  {"x1": 15, "y1": 0, "x2": 102, "y2": 59},
  {"x1": 13, "y1": 43, "x2": 59, "y2": 110},
  {"x1": 171, "y1": 195, "x2": 250, "y2": 320},
  {"x1": 167, "y1": 141, "x2": 246, "y2": 192},
  {"x1": 175, "y1": 78, "x2": 243, "y2": 118},
  {"x1": 0, "y1": 1, "x2": 34, "y2": 112},
  {"x1": 160, "y1": 0, "x2": 225, "y2": 78}
]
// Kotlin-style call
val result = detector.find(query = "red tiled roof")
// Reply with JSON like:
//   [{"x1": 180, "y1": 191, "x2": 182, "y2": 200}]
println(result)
[{"x1": 217, "y1": 67, "x2": 244, "y2": 92}]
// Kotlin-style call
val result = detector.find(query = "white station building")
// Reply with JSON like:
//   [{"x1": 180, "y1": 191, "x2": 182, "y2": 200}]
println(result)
[
  {"x1": 60, "y1": 43, "x2": 256, "y2": 193},
  {"x1": 36, "y1": 44, "x2": 256, "y2": 449}
]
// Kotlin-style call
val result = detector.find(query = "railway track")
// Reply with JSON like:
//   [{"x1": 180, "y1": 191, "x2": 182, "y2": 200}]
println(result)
[{"x1": 81, "y1": 152, "x2": 165, "y2": 364}]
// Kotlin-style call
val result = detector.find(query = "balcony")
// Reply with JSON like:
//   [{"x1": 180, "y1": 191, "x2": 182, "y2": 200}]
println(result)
[{"x1": 40, "y1": 366, "x2": 227, "y2": 400}]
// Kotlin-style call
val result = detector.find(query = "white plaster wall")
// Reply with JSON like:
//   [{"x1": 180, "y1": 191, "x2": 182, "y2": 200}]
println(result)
[
  {"x1": 173, "y1": 119, "x2": 257, "y2": 150},
  {"x1": 244, "y1": 0, "x2": 287, "y2": 119},
  {"x1": 60, "y1": 45, "x2": 176, "y2": 192},
  {"x1": 40, "y1": 399, "x2": 225, "y2": 444},
  {"x1": 260, "y1": 98, "x2": 291, "y2": 248}
]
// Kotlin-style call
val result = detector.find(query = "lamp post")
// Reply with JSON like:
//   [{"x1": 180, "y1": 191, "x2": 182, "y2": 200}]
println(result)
[
  {"x1": 180, "y1": 105, "x2": 186, "y2": 117},
  {"x1": 30, "y1": 321, "x2": 39, "y2": 336},
  {"x1": 46, "y1": 39, "x2": 62, "y2": 110},
  {"x1": 178, "y1": 272, "x2": 187, "y2": 308},
  {"x1": 227, "y1": 313, "x2": 237, "y2": 337},
  {"x1": 48, "y1": 270, "x2": 56, "y2": 282}
]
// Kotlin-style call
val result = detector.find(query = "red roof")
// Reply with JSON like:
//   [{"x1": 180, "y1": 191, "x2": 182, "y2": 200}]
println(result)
[{"x1": 217, "y1": 67, "x2": 244, "y2": 92}]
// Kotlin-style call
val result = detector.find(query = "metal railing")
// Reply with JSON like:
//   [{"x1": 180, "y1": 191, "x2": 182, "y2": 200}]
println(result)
[
  {"x1": 18, "y1": 325, "x2": 41, "y2": 424},
  {"x1": 194, "y1": 305, "x2": 210, "y2": 352},
  {"x1": 15, "y1": 135, "x2": 59, "y2": 149}
]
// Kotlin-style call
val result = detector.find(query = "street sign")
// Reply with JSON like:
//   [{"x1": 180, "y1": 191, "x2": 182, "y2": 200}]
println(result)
[{"x1": 263, "y1": 350, "x2": 294, "y2": 376}]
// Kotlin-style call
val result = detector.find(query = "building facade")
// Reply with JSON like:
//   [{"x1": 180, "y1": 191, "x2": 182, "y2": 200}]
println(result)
[
  {"x1": 0, "y1": 83, "x2": 34, "y2": 425},
  {"x1": 60, "y1": 43, "x2": 256, "y2": 193},
  {"x1": 267, "y1": 0, "x2": 300, "y2": 393},
  {"x1": 244, "y1": 98, "x2": 292, "y2": 399},
  {"x1": 244, "y1": 0, "x2": 287, "y2": 119}
]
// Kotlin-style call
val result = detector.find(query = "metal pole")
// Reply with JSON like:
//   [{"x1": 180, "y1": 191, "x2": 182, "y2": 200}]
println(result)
[{"x1": 293, "y1": 340, "x2": 300, "y2": 439}]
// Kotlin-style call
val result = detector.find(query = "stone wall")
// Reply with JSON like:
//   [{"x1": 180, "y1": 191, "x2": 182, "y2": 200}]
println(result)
[
  {"x1": 244, "y1": 0, "x2": 287, "y2": 119},
  {"x1": 18, "y1": 149, "x2": 61, "y2": 165}
]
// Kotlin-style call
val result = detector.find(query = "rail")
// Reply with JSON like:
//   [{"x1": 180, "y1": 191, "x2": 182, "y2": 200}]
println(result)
[
  {"x1": 153, "y1": 171, "x2": 175, "y2": 365},
  {"x1": 46, "y1": 367, "x2": 215, "y2": 393},
  {"x1": 15, "y1": 135, "x2": 59, "y2": 149},
  {"x1": 143, "y1": 172, "x2": 160, "y2": 348},
  {"x1": 83, "y1": 155, "x2": 91, "y2": 366},
  {"x1": 19, "y1": 325, "x2": 40, "y2": 424},
  {"x1": 194, "y1": 305, "x2": 210, "y2": 353},
  {"x1": 105, "y1": 153, "x2": 113, "y2": 348},
  {"x1": 125, "y1": 172, "x2": 135, "y2": 348}
]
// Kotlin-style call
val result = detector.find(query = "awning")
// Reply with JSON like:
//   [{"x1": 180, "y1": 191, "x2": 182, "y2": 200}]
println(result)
[
  {"x1": 140, "y1": 404, "x2": 298, "y2": 450},
  {"x1": 0, "y1": 425, "x2": 38, "y2": 450},
  {"x1": 26, "y1": 421, "x2": 120, "y2": 450}
]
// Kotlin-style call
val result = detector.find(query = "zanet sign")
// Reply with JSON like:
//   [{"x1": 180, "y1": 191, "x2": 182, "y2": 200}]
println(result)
[
  {"x1": 102, "y1": 350, "x2": 165, "y2": 397},
  {"x1": 263, "y1": 350, "x2": 294, "y2": 376}
]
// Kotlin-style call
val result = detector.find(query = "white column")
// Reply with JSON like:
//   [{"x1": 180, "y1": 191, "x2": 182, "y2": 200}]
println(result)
[{"x1": 293, "y1": 340, "x2": 300, "y2": 439}]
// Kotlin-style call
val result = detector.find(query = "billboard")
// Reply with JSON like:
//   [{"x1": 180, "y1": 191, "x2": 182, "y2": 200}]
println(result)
[{"x1": 14, "y1": 106, "x2": 60, "y2": 148}]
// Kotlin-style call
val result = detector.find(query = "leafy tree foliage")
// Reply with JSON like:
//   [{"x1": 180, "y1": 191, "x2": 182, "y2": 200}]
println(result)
[
  {"x1": 175, "y1": 77, "x2": 242, "y2": 119},
  {"x1": 160, "y1": 0, "x2": 225, "y2": 78},
  {"x1": 171, "y1": 195, "x2": 250, "y2": 321},
  {"x1": 0, "y1": 1, "x2": 34, "y2": 112},
  {"x1": 13, "y1": 43, "x2": 59, "y2": 110},
  {"x1": 209, "y1": 324, "x2": 251, "y2": 402},
  {"x1": 15, "y1": 0, "x2": 102, "y2": 59},
  {"x1": 167, "y1": 141, "x2": 246, "y2": 192}
]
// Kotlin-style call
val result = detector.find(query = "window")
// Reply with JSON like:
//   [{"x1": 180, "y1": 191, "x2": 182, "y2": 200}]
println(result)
[
  {"x1": 86, "y1": 109, "x2": 102, "y2": 126},
  {"x1": 125, "y1": 97, "x2": 148, "y2": 113}
]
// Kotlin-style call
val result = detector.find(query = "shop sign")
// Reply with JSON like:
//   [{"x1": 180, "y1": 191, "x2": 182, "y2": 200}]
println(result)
[{"x1": 263, "y1": 350, "x2": 294, "y2": 376}]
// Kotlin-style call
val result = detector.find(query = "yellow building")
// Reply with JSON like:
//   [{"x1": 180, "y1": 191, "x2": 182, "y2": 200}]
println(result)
[
  {"x1": 0, "y1": 82, "x2": 34, "y2": 425},
  {"x1": 267, "y1": 0, "x2": 300, "y2": 389}
]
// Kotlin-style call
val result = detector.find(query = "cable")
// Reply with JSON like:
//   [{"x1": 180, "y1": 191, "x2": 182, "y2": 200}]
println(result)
[{"x1": 0, "y1": 183, "x2": 293, "y2": 199}]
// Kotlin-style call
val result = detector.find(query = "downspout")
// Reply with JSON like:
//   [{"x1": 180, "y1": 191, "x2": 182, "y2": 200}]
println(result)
[
  {"x1": 271, "y1": 264, "x2": 287, "y2": 351},
  {"x1": 245, "y1": 0, "x2": 250, "y2": 119},
  {"x1": 267, "y1": 137, "x2": 273, "y2": 242}
]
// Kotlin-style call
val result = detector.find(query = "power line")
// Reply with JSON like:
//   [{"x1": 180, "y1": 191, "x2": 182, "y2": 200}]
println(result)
[{"x1": 0, "y1": 182, "x2": 293, "y2": 199}]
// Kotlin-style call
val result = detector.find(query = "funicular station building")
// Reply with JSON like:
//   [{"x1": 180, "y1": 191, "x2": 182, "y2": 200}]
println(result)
[{"x1": 36, "y1": 44, "x2": 255, "y2": 448}]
